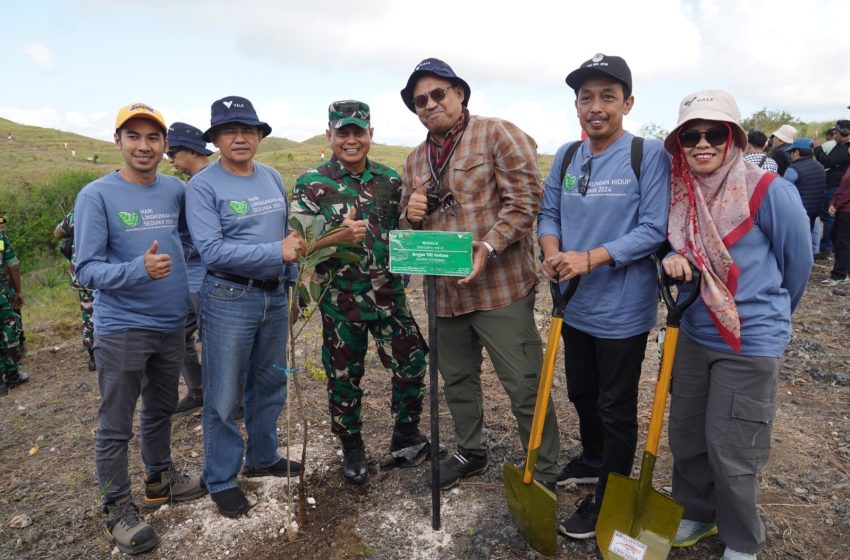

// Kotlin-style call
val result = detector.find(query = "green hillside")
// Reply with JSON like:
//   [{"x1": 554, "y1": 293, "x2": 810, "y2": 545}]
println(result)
[{"x1": 0, "y1": 117, "x2": 555, "y2": 192}]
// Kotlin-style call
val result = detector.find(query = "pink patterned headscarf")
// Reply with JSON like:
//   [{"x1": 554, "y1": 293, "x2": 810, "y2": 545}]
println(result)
[{"x1": 668, "y1": 124, "x2": 775, "y2": 352}]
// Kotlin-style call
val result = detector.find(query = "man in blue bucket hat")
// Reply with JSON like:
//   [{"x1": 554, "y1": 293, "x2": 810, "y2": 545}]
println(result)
[
  {"x1": 187, "y1": 96, "x2": 305, "y2": 518},
  {"x1": 166, "y1": 122, "x2": 213, "y2": 419}
]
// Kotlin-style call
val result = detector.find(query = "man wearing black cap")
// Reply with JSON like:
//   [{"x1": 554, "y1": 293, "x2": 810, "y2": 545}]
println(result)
[
  {"x1": 186, "y1": 96, "x2": 305, "y2": 518},
  {"x1": 291, "y1": 100, "x2": 429, "y2": 485},
  {"x1": 538, "y1": 53, "x2": 670, "y2": 539},
  {"x1": 815, "y1": 120, "x2": 850, "y2": 258},
  {"x1": 399, "y1": 58, "x2": 561, "y2": 492},
  {"x1": 166, "y1": 122, "x2": 212, "y2": 419}
]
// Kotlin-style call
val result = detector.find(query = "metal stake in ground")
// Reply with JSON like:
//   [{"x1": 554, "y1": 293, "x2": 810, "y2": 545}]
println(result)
[{"x1": 427, "y1": 274, "x2": 440, "y2": 530}]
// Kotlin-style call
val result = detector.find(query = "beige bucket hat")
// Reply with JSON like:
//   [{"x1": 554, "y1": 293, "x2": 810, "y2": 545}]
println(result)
[{"x1": 664, "y1": 90, "x2": 748, "y2": 154}]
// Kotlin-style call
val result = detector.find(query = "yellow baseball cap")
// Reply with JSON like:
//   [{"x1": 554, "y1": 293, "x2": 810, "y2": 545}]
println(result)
[{"x1": 115, "y1": 102, "x2": 167, "y2": 132}]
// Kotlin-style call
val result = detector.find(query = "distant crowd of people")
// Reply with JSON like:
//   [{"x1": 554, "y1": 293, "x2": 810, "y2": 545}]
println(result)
[{"x1": 4, "y1": 53, "x2": 850, "y2": 560}]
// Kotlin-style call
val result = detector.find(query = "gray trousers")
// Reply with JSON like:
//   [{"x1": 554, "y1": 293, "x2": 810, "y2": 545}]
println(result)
[
  {"x1": 94, "y1": 328, "x2": 184, "y2": 503},
  {"x1": 668, "y1": 334, "x2": 780, "y2": 554},
  {"x1": 182, "y1": 292, "x2": 203, "y2": 391},
  {"x1": 436, "y1": 289, "x2": 560, "y2": 482}
]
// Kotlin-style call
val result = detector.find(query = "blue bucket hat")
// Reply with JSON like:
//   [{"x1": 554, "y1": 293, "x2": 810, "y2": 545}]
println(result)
[
  {"x1": 785, "y1": 138, "x2": 813, "y2": 152},
  {"x1": 203, "y1": 95, "x2": 271, "y2": 142},
  {"x1": 167, "y1": 122, "x2": 213, "y2": 156},
  {"x1": 400, "y1": 58, "x2": 471, "y2": 113}
]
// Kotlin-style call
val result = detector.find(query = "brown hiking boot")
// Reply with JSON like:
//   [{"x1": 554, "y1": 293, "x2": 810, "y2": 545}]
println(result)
[
  {"x1": 143, "y1": 467, "x2": 206, "y2": 508},
  {"x1": 103, "y1": 497, "x2": 159, "y2": 555}
]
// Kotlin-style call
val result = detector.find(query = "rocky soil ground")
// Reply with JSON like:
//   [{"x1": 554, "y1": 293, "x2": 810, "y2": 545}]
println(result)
[{"x1": 1, "y1": 260, "x2": 849, "y2": 560}]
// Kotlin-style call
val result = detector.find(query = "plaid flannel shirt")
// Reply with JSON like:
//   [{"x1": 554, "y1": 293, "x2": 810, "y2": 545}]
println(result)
[{"x1": 399, "y1": 115, "x2": 541, "y2": 317}]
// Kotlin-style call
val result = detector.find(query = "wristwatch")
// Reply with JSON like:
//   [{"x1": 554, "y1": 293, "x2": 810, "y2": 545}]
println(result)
[{"x1": 482, "y1": 241, "x2": 496, "y2": 259}]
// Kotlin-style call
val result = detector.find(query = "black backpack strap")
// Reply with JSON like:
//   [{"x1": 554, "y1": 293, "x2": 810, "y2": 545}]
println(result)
[
  {"x1": 559, "y1": 141, "x2": 582, "y2": 187},
  {"x1": 631, "y1": 136, "x2": 644, "y2": 181},
  {"x1": 559, "y1": 136, "x2": 643, "y2": 185}
]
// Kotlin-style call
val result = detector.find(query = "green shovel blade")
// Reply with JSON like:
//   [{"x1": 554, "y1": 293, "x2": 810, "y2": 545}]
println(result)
[{"x1": 503, "y1": 462, "x2": 557, "y2": 557}]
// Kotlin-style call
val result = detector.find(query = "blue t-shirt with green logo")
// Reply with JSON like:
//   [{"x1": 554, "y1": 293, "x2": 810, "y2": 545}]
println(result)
[
  {"x1": 538, "y1": 132, "x2": 671, "y2": 338},
  {"x1": 185, "y1": 159, "x2": 297, "y2": 284},
  {"x1": 74, "y1": 171, "x2": 190, "y2": 335}
]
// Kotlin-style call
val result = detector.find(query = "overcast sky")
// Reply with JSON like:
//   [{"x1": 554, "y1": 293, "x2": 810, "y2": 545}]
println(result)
[{"x1": 1, "y1": 0, "x2": 848, "y2": 154}]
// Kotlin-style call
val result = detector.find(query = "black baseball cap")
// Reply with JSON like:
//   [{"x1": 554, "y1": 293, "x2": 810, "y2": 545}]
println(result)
[
  {"x1": 566, "y1": 53, "x2": 632, "y2": 96},
  {"x1": 400, "y1": 58, "x2": 471, "y2": 113}
]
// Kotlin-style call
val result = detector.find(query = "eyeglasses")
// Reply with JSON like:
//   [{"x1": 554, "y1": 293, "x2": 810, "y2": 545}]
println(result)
[
  {"x1": 165, "y1": 149, "x2": 183, "y2": 160},
  {"x1": 413, "y1": 87, "x2": 451, "y2": 109},
  {"x1": 578, "y1": 155, "x2": 592, "y2": 197},
  {"x1": 679, "y1": 126, "x2": 729, "y2": 148},
  {"x1": 217, "y1": 125, "x2": 260, "y2": 139}
]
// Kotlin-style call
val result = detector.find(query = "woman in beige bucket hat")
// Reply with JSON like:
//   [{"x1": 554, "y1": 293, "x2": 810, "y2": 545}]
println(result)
[{"x1": 659, "y1": 90, "x2": 813, "y2": 559}]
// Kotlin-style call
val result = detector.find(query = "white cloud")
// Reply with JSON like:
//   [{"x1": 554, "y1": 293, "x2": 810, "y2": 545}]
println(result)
[{"x1": 22, "y1": 43, "x2": 55, "y2": 72}]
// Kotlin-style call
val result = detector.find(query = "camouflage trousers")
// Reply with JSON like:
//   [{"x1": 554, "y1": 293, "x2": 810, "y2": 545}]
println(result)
[
  {"x1": 320, "y1": 306, "x2": 427, "y2": 437},
  {"x1": 1, "y1": 291, "x2": 22, "y2": 376},
  {"x1": 78, "y1": 288, "x2": 94, "y2": 353}
]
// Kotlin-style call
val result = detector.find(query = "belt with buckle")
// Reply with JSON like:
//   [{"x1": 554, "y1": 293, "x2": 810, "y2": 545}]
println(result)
[{"x1": 208, "y1": 271, "x2": 280, "y2": 290}]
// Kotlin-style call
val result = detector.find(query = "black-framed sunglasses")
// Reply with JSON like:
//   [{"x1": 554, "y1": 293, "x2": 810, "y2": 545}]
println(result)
[
  {"x1": 165, "y1": 149, "x2": 183, "y2": 160},
  {"x1": 413, "y1": 87, "x2": 451, "y2": 109},
  {"x1": 577, "y1": 155, "x2": 592, "y2": 197},
  {"x1": 679, "y1": 126, "x2": 729, "y2": 148}
]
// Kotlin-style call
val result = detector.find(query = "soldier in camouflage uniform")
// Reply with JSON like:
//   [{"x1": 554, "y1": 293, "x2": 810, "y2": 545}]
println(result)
[
  {"x1": 291, "y1": 100, "x2": 430, "y2": 485},
  {"x1": 55, "y1": 211, "x2": 96, "y2": 371},
  {"x1": 0, "y1": 228, "x2": 29, "y2": 395}
]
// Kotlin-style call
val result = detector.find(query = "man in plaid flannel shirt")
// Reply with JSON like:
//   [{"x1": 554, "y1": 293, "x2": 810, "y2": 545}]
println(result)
[{"x1": 399, "y1": 58, "x2": 560, "y2": 492}]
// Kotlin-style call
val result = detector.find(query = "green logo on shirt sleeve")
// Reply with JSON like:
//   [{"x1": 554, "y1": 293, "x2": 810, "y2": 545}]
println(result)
[
  {"x1": 229, "y1": 200, "x2": 250, "y2": 215},
  {"x1": 118, "y1": 211, "x2": 140, "y2": 228}
]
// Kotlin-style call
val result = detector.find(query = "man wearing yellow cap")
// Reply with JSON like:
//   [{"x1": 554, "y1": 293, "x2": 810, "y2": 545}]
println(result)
[{"x1": 74, "y1": 102, "x2": 206, "y2": 555}]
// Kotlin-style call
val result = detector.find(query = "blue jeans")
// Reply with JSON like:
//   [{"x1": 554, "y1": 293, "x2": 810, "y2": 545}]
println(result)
[{"x1": 198, "y1": 275, "x2": 290, "y2": 493}]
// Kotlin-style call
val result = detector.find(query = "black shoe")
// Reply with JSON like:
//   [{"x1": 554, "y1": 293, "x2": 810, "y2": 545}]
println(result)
[
  {"x1": 558, "y1": 494, "x2": 600, "y2": 539},
  {"x1": 5, "y1": 371, "x2": 29, "y2": 389},
  {"x1": 242, "y1": 457, "x2": 302, "y2": 478},
  {"x1": 387, "y1": 426, "x2": 430, "y2": 468},
  {"x1": 0, "y1": 380, "x2": 8, "y2": 396},
  {"x1": 429, "y1": 449, "x2": 488, "y2": 490},
  {"x1": 88, "y1": 357, "x2": 97, "y2": 372},
  {"x1": 341, "y1": 435, "x2": 368, "y2": 485},
  {"x1": 172, "y1": 391, "x2": 203, "y2": 419},
  {"x1": 556, "y1": 455, "x2": 601, "y2": 486},
  {"x1": 538, "y1": 480, "x2": 557, "y2": 494},
  {"x1": 211, "y1": 487, "x2": 252, "y2": 519}
]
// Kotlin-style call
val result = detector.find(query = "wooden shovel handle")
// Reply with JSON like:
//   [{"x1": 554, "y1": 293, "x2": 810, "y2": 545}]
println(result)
[{"x1": 523, "y1": 278, "x2": 580, "y2": 484}]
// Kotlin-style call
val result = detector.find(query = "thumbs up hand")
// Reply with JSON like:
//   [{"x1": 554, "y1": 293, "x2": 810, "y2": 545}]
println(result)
[
  {"x1": 144, "y1": 240, "x2": 172, "y2": 279},
  {"x1": 406, "y1": 175, "x2": 428, "y2": 225},
  {"x1": 341, "y1": 207, "x2": 368, "y2": 244}
]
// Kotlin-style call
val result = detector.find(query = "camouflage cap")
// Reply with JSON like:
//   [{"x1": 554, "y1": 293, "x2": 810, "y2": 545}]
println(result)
[{"x1": 328, "y1": 100, "x2": 370, "y2": 129}]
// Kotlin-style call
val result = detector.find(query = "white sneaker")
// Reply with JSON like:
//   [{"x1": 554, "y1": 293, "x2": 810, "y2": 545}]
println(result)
[
  {"x1": 821, "y1": 277, "x2": 850, "y2": 286},
  {"x1": 722, "y1": 547, "x2": 757, "y2": 560},
  {"x1": 673, "y1": 519, "x2": 717, "y2": 547}
]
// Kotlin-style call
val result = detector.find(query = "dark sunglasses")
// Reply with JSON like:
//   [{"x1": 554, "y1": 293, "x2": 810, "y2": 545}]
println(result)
[
  {"x1": 679, "y1": 126, "x2": 729, "y2": 148},
  {"x1": 413, "y1": 87, "x2": 451, "y2": 109},
  {"x1": 165, "y1": 149, "x2": 182, "y2": 159},
  {"x1": 578, "y1": 155, "x2": 592, "y2": 197}
]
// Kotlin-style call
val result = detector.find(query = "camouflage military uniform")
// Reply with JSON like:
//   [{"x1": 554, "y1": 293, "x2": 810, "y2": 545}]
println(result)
[
  {"x1": 292, "y1": 158, "x2": 427, "y2": 437},
  {"x1": 56, "y1": 212, "x2": 95, "y2": 356},
  {"x1": 0, "y1": 231, "x2": 23, "y2": 378}
]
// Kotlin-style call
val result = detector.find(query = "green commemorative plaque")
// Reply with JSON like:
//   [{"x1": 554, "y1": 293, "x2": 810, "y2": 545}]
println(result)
[{"x1": 389, "y1": 230, "x2": 473, "y2": 276}]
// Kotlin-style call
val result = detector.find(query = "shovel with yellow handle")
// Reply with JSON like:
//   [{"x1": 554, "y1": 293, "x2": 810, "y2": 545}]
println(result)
[
  {"x1": 504, "y1": 277, "x2": 579, "y2": 557},
  {"x1": 595, "y1": 259, "x2": 700, "y2": 560}
]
